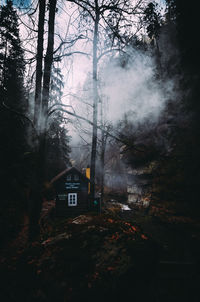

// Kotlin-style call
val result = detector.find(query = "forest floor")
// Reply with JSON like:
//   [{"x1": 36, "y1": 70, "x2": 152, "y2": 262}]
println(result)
[{"x1": 0, "y1": 200, "x2": 200, "y2": 302}]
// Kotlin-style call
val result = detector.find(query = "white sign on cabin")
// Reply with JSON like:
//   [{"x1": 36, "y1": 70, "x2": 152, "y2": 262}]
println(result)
[{"x1": 65, "y1": 182, "x2": 80, "y2": 189}]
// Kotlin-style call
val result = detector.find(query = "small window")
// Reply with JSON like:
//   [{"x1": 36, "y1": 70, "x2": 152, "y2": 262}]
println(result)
[
  {"x1": 68, "y1": 193, "x2": 77, "y2": 206},
  {"x1": 67, "y1": 174, "x2": 71, "y2": 181},
  {"x1": 74, "y1": 174, "x2": 79, "y2": 181}
]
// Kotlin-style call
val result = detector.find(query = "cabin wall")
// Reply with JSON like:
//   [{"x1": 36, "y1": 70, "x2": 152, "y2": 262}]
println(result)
[
  {"x1": 56, "y1": 190, "x2": 89, "y2": 216},
  {"x1": 54, "y1": 173, "x2": 89, "y2": 216}
]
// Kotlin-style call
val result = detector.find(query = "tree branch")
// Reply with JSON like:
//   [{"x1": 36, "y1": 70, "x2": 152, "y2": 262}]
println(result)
[
  {"x1": 54, "y1": 51, "x2": 91, "y2": 61},
  {"x1": 50, "y1": 107, "x2": 144, "y2": 152},
  {"x1": 47, "y1": 103, "x2": 75, "y2": 115},
  {"x1": 53, "y1": 35, "x2": 85, "y2": 54},
  {"x1": 67, "y1": 0, "x2": 95, "y2": 21},
  {"x1": 1, "y1": 102, "x2": 37, "y2": 135},
  {"x1": 97, "y1": 47, "x2": 125, "y2": 62}
]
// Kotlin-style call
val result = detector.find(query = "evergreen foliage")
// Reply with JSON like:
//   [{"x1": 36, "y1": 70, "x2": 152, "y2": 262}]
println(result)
[
  {"x1": 115, "y1": 0, "x2": 200, "y2": 215},
  {"x1": 0, "y1": 0, "x2": 28, "y2": 242},
  {"x1": 0, "y1": 0, "x2": 25, "y2": 107},
  {"x1": 46, "y1": 65, "x2": 71, "y2": 180}
]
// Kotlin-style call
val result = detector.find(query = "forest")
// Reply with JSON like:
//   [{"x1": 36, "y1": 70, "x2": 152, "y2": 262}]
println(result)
[{"x1": 0, "y1": 0, "x2": 200, "y2": 301}]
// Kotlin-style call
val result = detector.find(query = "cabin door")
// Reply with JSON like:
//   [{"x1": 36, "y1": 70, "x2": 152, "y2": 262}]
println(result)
[{"x1": 68, "y1": 193, "x2": 77, "y2": 206}]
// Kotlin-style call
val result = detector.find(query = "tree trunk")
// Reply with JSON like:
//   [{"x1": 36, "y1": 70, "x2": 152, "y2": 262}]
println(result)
[
  {"x1": 41, "y1": 0, "x2": 57, "y2": 134},
  {"x1": 29, "y1": 0, "x2": 57, "y2": 241},
  {"x1": 90, "y1": 7, "x2": 99, "y2": 201},
  {"x1": 100, "y1": 98, "x2": 107, "y2": 204},
  {"x1": 100, "y1": 137, "x2": 105, "y2": 203},
  {"x1": 34, "y1": 0, "x2": 46, "y2": 130}
]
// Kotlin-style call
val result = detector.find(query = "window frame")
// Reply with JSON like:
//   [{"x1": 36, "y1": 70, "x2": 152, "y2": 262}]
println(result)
[{"x1": 68, "y1": 193, "x2": 77, "y2": 207}]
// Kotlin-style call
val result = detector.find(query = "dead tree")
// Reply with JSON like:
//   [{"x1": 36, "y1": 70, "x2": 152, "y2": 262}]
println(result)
[{"x1": 68, "y1": 0, "x2": 145, "y2": 201}]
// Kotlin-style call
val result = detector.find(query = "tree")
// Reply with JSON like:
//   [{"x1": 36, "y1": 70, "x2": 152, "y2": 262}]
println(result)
[
  {"x1": 143, "y1": 1, "x2": 163, "y2": 73},
  {"x1": 28, "y1": 0, "x2": 58, "y2": 240},
  {"x1": 163, "y1": 0, "x2": 200, "y2": 212},
  {"x1": 68, "y1": 0, "x2": 145, "y2": 201},
  {"x1": 46, "y1": 65, "x2": 71, "y2": 180},
  {"x1": 34, "y1": 0, "x2": 46, "y2": 130},
  {"x1": 0, "y1": 0, "x2": 25, "y2": 107},
  {"x1": 0, "y1": 0, "x2": 28, "y2": 242}
]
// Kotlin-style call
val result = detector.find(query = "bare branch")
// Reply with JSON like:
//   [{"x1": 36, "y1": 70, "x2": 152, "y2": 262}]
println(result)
[
  {"x1": 53, "y1": 35, "x2": 85, "y2": 54},
  {"x1": 54, "y1": 51, "x2": 91, "y2": 61},
  {"x1": 67, "y1": 0, "x2": 95, "y2": 20},
  {"x1": 101, "y1": 0, "x2": 144, "y2": 15},
  {"x1": 18, "y1": 15, "x2": 38, "y2": 33},
  {"x1": 1, "y1": 102, "x2": 37, "y2": 135},
  {"x1": 97, "y1": 47, "x2": 126, "y2": 62},
  {"x1": 50, "y1": 107, "x2": 145, "y2": 152},
  {"x1": 47, "y1": 103, "x2": 75, "y2": 115}
]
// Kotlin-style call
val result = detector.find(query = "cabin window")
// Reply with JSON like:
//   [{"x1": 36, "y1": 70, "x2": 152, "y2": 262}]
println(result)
[
  {"x1": 74, "y1": 174, "x2": 79, "y2": 181},
  {"x1": 67, "y1": 174, "x2": 71, "y2": 181},
  {"x1": 68, "y1": 193, "x2": 77, "y2": 206}
]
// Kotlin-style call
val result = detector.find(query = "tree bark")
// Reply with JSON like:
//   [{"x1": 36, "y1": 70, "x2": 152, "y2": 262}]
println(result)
[
  {"x1": 100, "y1": 135, "x2": 106, "y2": 203},
  {"x1": 100, "y1": 100, "x2": 108, "y2": 204},
  {"x1": 29, "y1": 0, "x2": 57, "y2": 241},
  {"x1": 34, "y1": 0, "x2": 46, "y2": 130},
  {"x1": 90, "y1": 3, "x2": 99, "y2": 201},
  {"x1": 41, "y1": 0, "x2": 57, "y2": 134}
]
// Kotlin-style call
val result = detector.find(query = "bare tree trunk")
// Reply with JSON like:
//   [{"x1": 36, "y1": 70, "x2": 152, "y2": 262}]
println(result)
[
  {"x1": 41, "y1": 0, "x2": 57, "y2": 134},
  {"x1": 40, "y1": 0, "x2": 57, "y2": 181},
  {"x1": 29, "y1": 0, "x2": 57, "y2": 241},
  {"x1": 34, "y1": 0, "x2": 46, "y2": 130},
  {"x1": 100, "y1": 98, "x2": 106, "y2": 203},
  {"x1": 100, "y1": 137, "x2": 105, "y2": 202},
  {"x1": 90, "y1": 5, "x2": 99, "y2": 201}
]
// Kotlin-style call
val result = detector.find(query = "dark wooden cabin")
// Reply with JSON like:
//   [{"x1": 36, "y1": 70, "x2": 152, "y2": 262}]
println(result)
[{"x1": 50, "y1": 167, "x2": 90, "y2": 216}]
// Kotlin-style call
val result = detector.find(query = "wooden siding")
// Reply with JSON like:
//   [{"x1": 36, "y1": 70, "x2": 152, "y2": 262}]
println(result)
[{"x1": 52, "y1": 167, "x2": 90, "y2": 216}]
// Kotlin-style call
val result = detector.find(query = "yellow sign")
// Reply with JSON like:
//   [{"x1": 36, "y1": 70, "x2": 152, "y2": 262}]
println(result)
[{"x1": 86, "y1": 167, "x2": 90, "y2": 193}]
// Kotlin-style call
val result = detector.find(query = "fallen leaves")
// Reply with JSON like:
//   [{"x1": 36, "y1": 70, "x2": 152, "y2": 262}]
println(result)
[{"x1": 0, "y1": 213, "x2": 154, "y2": 302}]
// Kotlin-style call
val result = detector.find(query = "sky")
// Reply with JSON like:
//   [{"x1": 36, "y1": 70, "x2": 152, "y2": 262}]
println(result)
[{"x1": 1, "y1": 0, "x2": 31, "y2": 6}]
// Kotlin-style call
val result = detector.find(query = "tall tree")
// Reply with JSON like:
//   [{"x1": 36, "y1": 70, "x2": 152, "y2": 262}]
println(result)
[
  {"x1": 29, "y1": 0, "x2": 58, "y2": 240},
  {"x1": 46, "y1": 65, "x2": 71, "y2": 180},
  {"x1": 0, "y1": 0, "x2": 27, "y2": 241},
  {"x1": 34, "y1": 0, "x2": 46, "y2": 129},
  {"x1": 0, "y1": 0, "x2": 25, "y2": 107},
  {"x1": 68, "y1": 0, "x2": 144, "y2": 201}
]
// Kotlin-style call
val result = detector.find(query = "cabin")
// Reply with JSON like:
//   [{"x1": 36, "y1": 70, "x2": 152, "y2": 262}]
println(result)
[{"x1": 50, "y1": 167, "x2": 90, "y2": 216}]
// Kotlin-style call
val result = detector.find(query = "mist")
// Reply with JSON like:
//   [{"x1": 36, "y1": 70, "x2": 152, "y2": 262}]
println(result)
[{"x1": 101, "y1": 48, "x2": 175, "y2": 126}]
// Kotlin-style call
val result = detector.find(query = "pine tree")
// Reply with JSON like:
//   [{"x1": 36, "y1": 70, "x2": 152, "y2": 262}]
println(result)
[
  {"x1": 46, "y1": 65, "x2": 71, "y2": 180},
  {"x1": 0, "y1": 0, "x2": 27, "y2": 168},
  {"x1": 0, "y1": 0, "x2": 27, "y2": 242},
  {"x1": 0, "y1": 0, "x2": 25, "y2": 108}
]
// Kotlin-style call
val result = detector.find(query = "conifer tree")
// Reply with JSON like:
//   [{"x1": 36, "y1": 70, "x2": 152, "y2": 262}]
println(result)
[
  {"x1": 46, "y1": 65, "x2": 71, "y2": 180},
  {"x1": 0, "y1": 0, "x2": 27, "y2": 241},
  {"x1": 0, "y1": 0, "x2": 25, "y2": 108}
]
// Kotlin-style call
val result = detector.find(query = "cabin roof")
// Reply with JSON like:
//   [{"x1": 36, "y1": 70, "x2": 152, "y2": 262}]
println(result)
[{"x1": 50, "y1": 167, "x2": 90, "y2": 185}]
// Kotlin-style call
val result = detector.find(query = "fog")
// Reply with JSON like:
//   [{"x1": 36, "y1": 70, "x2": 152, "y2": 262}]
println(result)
[{"x1": 101, "y1": 48, "x2": 174, "y2": 126}]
